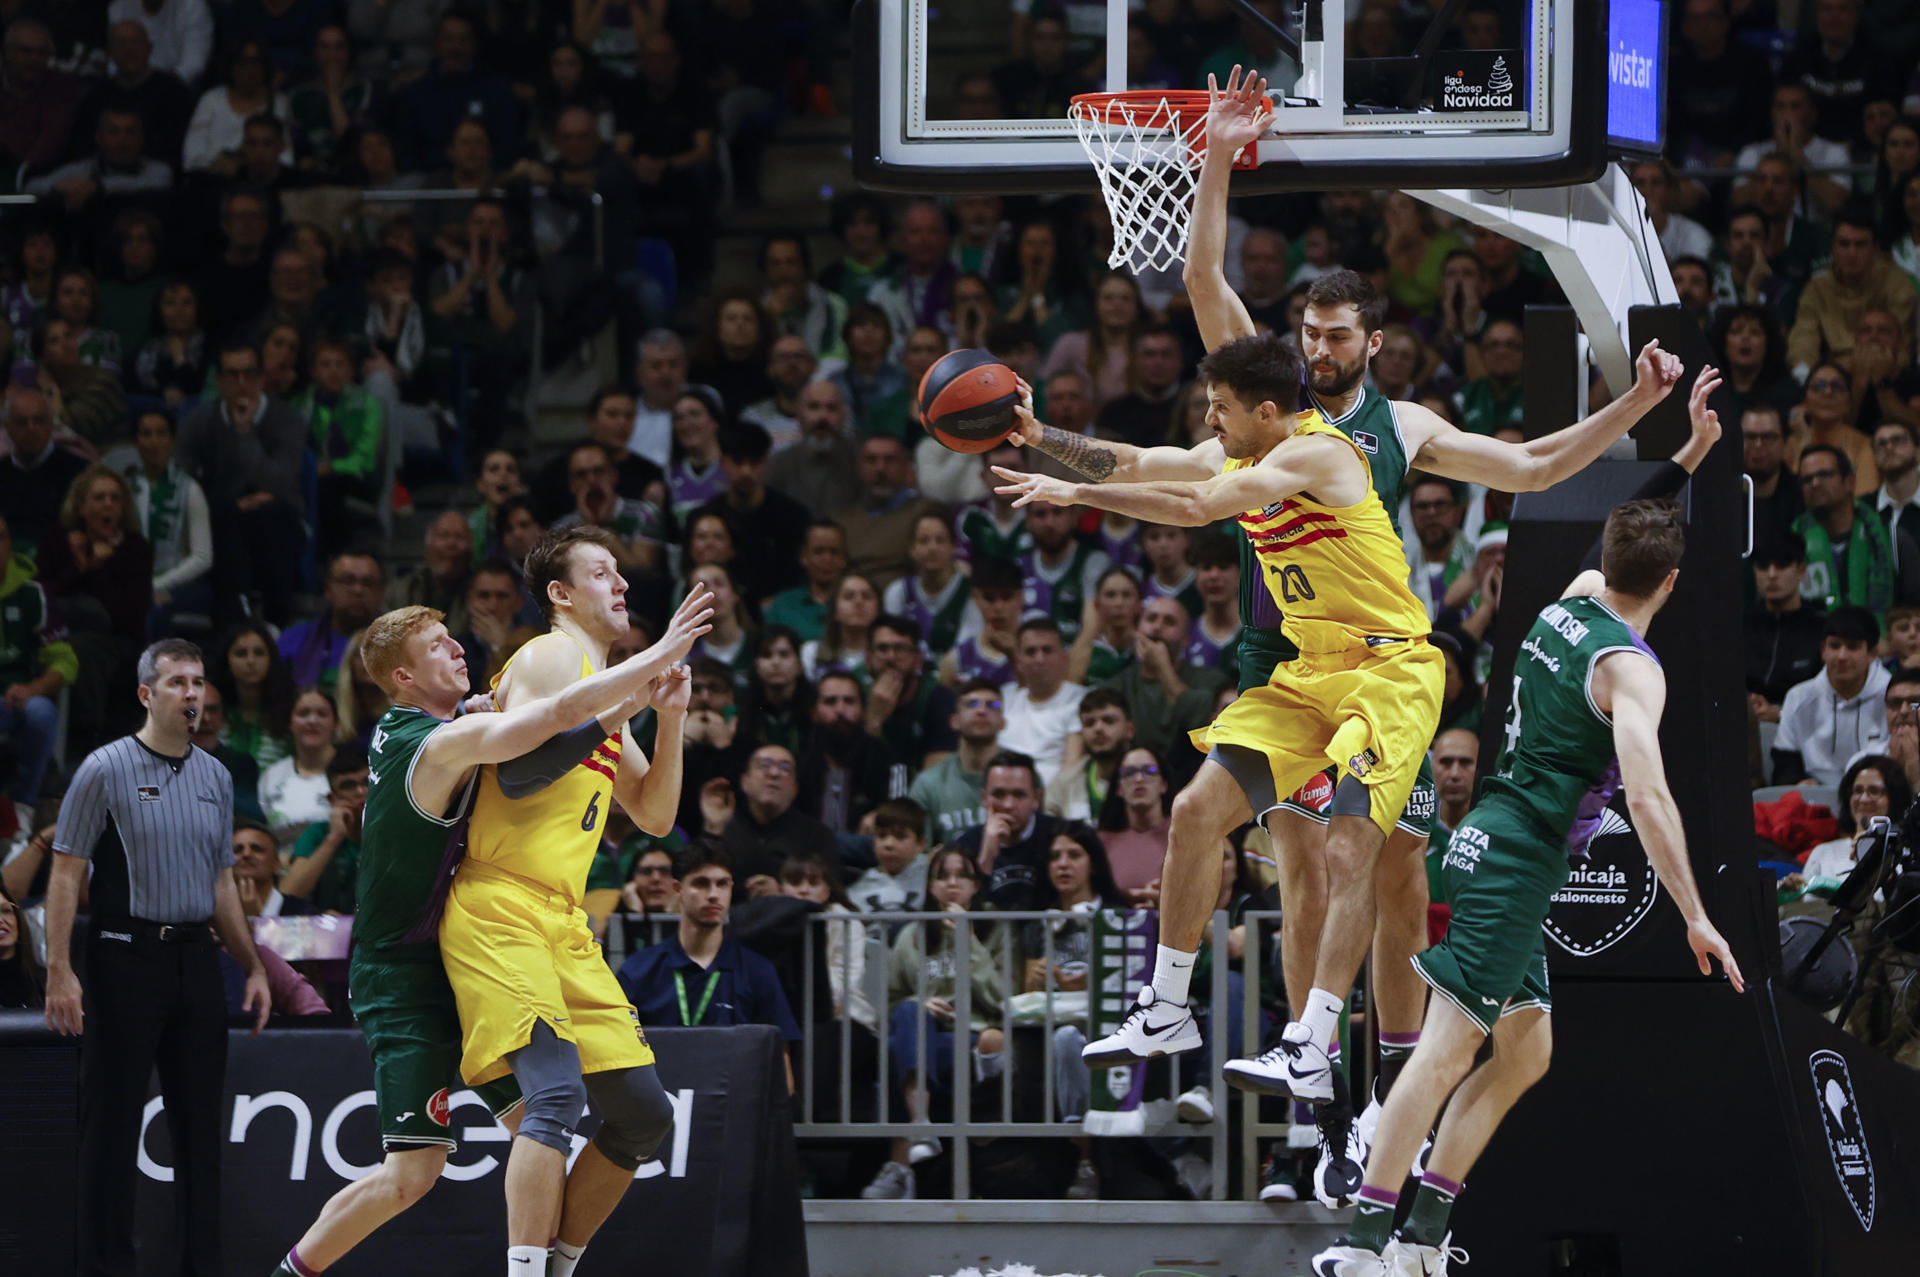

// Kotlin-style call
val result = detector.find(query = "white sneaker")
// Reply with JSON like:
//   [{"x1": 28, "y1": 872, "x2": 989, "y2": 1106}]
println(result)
[
  {"x1": 1311, "y1": 1111, "x2": 1366, "y2": 1208},
  {"x1": 1383, "y1": 1232, "x2": 1470, "y2": 1276},
  {"x1": 1310, "y1": 1242, "x2": 1391, "y2": 1276},
  {"x1": 907, "y1": 1138, "x2": 942, "y2": 1164},
  {"x1": 1080, "y1": 986, "x2": 1202, "y2": 1067},
  {"x1": 860, "y1": 1160, "x2": 915, "y2": 1199},
  {"x1": 1176, "y1": 1085, "x2": 1215, "y2": 1123},
  {"x1": 1223, "y1": 1021, "x2": 1334, "y2": 1101},
  {"x1": 1355, "y1": 1094, "x2": 1382, "y2": 1162},
  {"x1": 1411, "y1": 1133, "x2": 1433, "y2": 1180}
]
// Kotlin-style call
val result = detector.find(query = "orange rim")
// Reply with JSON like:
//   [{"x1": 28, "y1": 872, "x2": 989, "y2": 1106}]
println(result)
[{"x1": 1069, "y1": 89, "x2": 1271, "y2": 129}]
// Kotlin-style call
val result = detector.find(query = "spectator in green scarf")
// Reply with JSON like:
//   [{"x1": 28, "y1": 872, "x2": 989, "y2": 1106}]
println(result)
[{"x1": 1793, "y1": 443, "x2": 1920, "y2": 622}]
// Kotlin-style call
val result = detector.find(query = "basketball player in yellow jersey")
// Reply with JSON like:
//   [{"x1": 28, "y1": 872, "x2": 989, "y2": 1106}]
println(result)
[
  {"x1": 996, "y1": 331, "x2": 1447, "y2": 1099},
  {"x1": 440, "y1": 525, "x2": 709, "y2": 1277}
]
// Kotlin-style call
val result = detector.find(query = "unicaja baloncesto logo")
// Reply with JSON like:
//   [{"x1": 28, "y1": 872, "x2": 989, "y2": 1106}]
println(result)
[
  {"x1": 1440, "y1": 52, "x2": 1517, "y2": 110},
  {"x1": 1808, "y1": 1050, "x2": 1875, "y2": 1231},
  {"x1": 1544, "y1": 804, "x2": 1659, "y2": 956}
]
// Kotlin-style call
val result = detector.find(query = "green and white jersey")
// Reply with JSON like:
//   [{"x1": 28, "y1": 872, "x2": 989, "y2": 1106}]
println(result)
[
  {"x1": 356, "y1": 705, "x2": 479, "y2": 963},
  {"x1": 1478, "y1": 595, "x2": 1657, "y2": 857},
  {"x1": 1021, "y1": 541, "x2": 1109, "y2": 643},
  {"x1": 1236, "y1": 386, "x2": 1415, "y2": 689},
  {"x1": 907, "y1": 753, "x2": 987, "y2": 845},
  {"x1": 955, "y1": 501, "x2": 1032, "y2": 564}
]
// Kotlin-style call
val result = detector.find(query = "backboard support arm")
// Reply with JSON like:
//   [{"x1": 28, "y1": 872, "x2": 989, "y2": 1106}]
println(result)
[{"x1": 1407, "y1": 164, "x2": 1676, "y2": 396}]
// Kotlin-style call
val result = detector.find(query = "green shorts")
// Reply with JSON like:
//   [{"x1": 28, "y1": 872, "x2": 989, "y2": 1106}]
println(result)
[
  {"x1": 1272, "y1": 757, "x2": 1436, "y2": 838},
  {"x1": 1410, "y1": 799, "x2": 1568, "y2": 1034},
  {"x1": 350, "y1": 956, "x2": 523, "y2": 1150}
]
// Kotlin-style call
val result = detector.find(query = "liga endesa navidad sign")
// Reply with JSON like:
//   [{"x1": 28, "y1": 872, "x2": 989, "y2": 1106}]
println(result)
[{"x1": 8, "y1": 1022, "x2": 806, "y2": 1277}]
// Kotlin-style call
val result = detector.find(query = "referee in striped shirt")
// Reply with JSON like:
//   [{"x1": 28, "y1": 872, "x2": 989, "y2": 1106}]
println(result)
[{"x1": 43, "y1": 637, "x2": 271, "y2": 1277}]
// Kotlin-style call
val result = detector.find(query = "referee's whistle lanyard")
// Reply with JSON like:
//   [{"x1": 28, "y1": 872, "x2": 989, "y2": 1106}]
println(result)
[{"x1": 674, "y1": 967, "x2": 719, "y2": 1026}]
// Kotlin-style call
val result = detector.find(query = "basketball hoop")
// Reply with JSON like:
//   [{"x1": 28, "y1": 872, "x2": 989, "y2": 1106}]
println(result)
[{"x1": 1068, "y1": 89, "x2": 1267, "y2": 276}]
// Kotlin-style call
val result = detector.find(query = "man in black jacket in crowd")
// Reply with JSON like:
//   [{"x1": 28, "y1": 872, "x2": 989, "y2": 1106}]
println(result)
[{"x1": 1747, "y1": 535, "x2": 1827, "y2": 719}]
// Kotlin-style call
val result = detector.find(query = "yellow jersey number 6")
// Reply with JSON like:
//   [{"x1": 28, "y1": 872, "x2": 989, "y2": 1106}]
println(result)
[{"x1": 582, "y1": 790, "x2": 601, "y2": 833}]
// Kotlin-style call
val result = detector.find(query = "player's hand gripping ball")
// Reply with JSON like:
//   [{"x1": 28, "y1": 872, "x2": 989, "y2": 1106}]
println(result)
[{"x1": 919, "y1": 348, "x2": 1021, "y2": 453}]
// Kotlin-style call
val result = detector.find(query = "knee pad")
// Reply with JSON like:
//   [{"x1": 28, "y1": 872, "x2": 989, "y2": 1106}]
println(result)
[
  {"x1": 584, "y1": 1064, "x2": 675, "y2": 1171},
  {"x1": 509, "y1": 1021, "x2": 588, "y2": 1155}
]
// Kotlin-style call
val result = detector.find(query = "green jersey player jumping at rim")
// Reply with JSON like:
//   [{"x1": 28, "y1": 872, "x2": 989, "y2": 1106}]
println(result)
[
  {"x1": 1027, "y1": 65, "x2": 1685, "y2": 1209},
  {"x1": 266, "y1": 588, "x2": 712, "y2": 1277},
  {"x1": 1312, "y1": 432, "x2": 1746, "y2": 1274}
]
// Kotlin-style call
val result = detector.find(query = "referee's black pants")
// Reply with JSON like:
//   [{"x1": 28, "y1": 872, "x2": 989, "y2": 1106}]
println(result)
[{"x1": 78, "y1": 926, "x2": 228, "y2": 1277}]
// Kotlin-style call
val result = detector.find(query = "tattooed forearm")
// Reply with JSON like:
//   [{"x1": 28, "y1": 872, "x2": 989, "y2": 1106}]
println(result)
[{"x1": 1030, "y1": 424, "x2": 1119, "y2": 481}]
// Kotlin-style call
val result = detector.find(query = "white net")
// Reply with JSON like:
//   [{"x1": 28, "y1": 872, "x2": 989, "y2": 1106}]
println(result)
[{"x1": 1068, "y1": 94, "x2": 1209, "y2": 276}]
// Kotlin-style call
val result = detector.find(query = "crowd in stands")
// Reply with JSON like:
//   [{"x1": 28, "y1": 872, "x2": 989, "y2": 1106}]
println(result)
[{"x1": 4, "y1": 0, "x2": 1920, "y2": 1199}]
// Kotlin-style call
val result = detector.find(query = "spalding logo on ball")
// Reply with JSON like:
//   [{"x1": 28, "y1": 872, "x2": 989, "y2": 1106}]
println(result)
[{"x1": 919, "y1": 348, "x2": 1020, "y2": 454}]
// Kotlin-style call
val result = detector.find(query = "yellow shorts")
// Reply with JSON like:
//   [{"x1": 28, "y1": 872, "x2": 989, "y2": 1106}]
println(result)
[
  {"x1": 1190, "y1": 637, "x2": 1444, "y2": 837},
  {"x1": 440, "y1": 858, "x2": 654, "y2": 1086}
]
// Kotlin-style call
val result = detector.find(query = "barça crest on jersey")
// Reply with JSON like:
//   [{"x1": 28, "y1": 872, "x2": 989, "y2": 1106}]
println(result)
[
  {"x1": 1351, "y1": 431, "x2": 1379, "y2": 454},
  {"x1": 1543, "y1": 801, "x2": 1659, "y2": 957},
  {"x1": 1347, "y1": 748, "x2": 1379, "y2": 778}
]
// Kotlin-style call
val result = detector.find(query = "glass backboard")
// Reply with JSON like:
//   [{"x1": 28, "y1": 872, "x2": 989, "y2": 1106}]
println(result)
[{"x1": 853, "y1": 0, "x2": 1609, "y2": 195}]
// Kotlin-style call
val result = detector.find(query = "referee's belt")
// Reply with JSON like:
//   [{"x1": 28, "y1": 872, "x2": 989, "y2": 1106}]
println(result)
[{"x1": 94, "y1": 917, "x2": 214, "y2": 944}]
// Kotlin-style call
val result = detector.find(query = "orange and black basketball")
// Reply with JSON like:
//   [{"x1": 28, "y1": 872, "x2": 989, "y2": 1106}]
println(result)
[{"x1": 919, "y1": 348, "x2": 1020, "y2": 453}]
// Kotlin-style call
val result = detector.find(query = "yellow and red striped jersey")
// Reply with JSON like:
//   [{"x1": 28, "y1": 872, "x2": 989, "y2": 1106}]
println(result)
[
  {"x1": 1228, "y1": 411, "x2": 1431, "y2": 655},
  {"x1": 466, "y1": 632, "x2": 620, "y2": 905}
]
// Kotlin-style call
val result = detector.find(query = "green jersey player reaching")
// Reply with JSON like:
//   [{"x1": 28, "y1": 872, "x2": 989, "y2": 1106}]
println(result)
[
  {"x1": 266, "y1": 589, "x2": 712, "y2": 1277},
  {"x1": 1312, "y1": 378, "x2": 1746, "y2": 1277},
  {"x1": 1019, "y1": 65, "x2": 1684, "y2": 1208}
]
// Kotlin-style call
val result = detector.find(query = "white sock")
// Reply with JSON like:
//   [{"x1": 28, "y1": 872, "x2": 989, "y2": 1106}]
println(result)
[
  {"x1": 551, "y1": 1241, "x2": 586, "y2": 1277},
  {"x1": 1150, "y1": 944, "x2": 1196, "y2": 1006},
  {"x1": 1299, "y1": 988, "x2": 1345, "y2": 1052},
  {"x1": 508, "y1": 1245, "x2": 549, "y2": 1277}
]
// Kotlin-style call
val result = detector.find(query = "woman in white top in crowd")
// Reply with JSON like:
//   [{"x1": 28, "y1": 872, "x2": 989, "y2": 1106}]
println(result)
[
  {"x1": 126, "y1": 409, "x2": 213, "y2": 632},
  {"x1": 182, "y1": 38, "x2": 292, "y2": 174},
  {"x1": 257, "y1": 687, "x2": 340, "y2": 846},
  {"x1": 1788, "y1": 754, "x2": 1911, "y2": 897}
]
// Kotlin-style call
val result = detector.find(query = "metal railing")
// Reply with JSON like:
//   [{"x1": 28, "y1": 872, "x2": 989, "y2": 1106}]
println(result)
[{"x1": 618, "y1": 906, "x2": 1307, "y2": 1201}]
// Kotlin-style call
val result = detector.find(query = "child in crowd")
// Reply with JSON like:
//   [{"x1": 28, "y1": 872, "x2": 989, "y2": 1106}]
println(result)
[
  {"x1": 1884, "y1": 604, "x2": 1920, "y2": 672},
  {"x1": 847, "y1": 798, "x2": 932, "y2": 914}
]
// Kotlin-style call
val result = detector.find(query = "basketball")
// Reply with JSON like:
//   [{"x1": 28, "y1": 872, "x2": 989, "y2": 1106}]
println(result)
[{"x1": 919, "y1": 348, "x2": 1020, "y2": 453}]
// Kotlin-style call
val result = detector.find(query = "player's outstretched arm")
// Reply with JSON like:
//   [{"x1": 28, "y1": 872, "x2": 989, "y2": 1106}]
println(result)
[
  {"x1": 1009, "y1": 379, "x2": 1223, "y2": 483},
  {"x1": 1404, "y1": 340, "x2": 1687, "y2": 492},
  {"x1": 416, "y1": 589, "x2": 712, "y2": 786},
  {"x1": 1603, "y1": 652, "x2": 1747, "y2": 992},
  {"x1": 994, "y1": 430, "x2": 1349, "y2": 527},
  {"x1": 1185, "y1": 67, "x2": 1270, "y2": 353}
]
